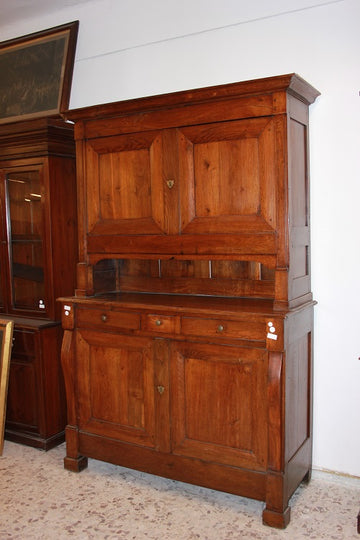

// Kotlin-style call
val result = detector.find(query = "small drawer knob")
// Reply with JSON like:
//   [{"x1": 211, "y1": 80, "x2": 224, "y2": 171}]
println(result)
[
  {"x1": 155, "y1": 319, "x2": 162, "y2": 326},
  {"x1": 217, "y1": 324, "x2": 224, "y2": 333},
  {"x1": 101, "y1": 314, "x2": 108, "y2": 322}
]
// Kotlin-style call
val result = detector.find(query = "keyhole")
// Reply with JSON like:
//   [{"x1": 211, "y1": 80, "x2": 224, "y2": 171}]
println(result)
[{"x1": 166, "y1": 180, "x2": 174, "y2": 189}]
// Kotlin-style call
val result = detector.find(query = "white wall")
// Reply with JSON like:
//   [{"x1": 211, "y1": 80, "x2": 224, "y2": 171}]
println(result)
[{"x1": 1, "y1": 0, "x2": 359, "y2": 477}]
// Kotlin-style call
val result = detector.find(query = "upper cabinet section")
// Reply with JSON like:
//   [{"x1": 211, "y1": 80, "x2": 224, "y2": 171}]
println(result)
[
  {"x1": 0, "y1": 118, "x2": 77, "y2": 320},
  {"x1": 65, "y1": 74, "x2": 319, "y2": 307},
  {"x1": 66, "y1": 74, "x2": 319, "y2": 263}
]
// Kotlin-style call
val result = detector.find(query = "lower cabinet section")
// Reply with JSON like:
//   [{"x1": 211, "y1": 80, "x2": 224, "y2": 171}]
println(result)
[
  {"x1": 60, "y1": 295, "x2": 314, "y2": 529},
  {"x1": 5, "y1": 318, "x2": 66, "y2": 450},
  {"x1": 74, "y1": 330, "x2": 268, "y2": 469}
]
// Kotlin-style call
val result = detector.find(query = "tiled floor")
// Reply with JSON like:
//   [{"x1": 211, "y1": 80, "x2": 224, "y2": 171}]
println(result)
[{"x1": 1, "y1": 440, "x2": 359, "y2": 539}]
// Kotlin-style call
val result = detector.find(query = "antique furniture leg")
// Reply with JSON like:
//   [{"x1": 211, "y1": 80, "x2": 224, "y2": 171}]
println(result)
[{"x1": 61, "y1": 324, "x2": 88, "y2": 472}]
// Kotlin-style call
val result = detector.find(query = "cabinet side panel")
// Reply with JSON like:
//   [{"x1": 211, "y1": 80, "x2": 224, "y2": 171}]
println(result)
[
  {"x1": 288, "y1": 98, "x2": 311, "y2": 304},
  {"x1": 285, "y1": 333, "x2": 311, "y2": 461},
  {"x1": 48, "y1": 156, "x2": 78, "y2": 317},
  {"x1": 41, "y1": 325, "x2": 66, "y2": 435},
  {"x1": 284, "y1": 305, "x2": 313, "y2": 469}
]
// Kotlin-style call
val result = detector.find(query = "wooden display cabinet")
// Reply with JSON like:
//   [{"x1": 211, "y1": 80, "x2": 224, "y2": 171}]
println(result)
[
  {"x1": 59, "y1": 74, "x2": 319, "y2": 527},
  {"x1": 0, "y1": 118, "x2": 77, "y2": 449}
]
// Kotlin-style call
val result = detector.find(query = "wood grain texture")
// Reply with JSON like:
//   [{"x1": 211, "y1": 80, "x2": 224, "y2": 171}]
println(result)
[
  {"x1": 60, "y1": 74, "x2": 319, "y2": 528},
  {"x1": 0, "y1": 119, "x2": 77, "y2": 449}
]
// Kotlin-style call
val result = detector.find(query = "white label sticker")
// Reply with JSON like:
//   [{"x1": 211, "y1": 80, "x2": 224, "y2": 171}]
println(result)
[{"x1": 267, "y1": 332, "x2": 278, "y2": 340}]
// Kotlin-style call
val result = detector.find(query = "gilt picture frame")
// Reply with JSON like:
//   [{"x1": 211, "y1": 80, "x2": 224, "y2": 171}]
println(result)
[
  {"x1": 0, "y1": 319, "x2": 14, "y2": 455},
  {"x1": 0, "y1": 21, "x2": 79, "y2": 124}
]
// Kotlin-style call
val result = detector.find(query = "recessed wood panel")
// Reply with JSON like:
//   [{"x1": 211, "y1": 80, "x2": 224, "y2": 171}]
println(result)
[
  {"x1": 86, "y1": 131, "x2": 165, "y2": 235},
  {"x1": 181, "y1": 117, "x2": 277, "y2": 234},
  {"x1": 7, "y1": 360, "x2": 38, "y2": 428},
  {"x1": 194, "y1": 138, "x2": 259, "y2": 216},
  {"x1": 76, "y1": 330, "x2": 156, "y2": 448},
  {"x1": 90, "y1": 345, "x2": 144, "y2": 428},
  {"x1": 285, "y1": 333, "x2": 311, "y2": 461},
  {"x1": 290, "y1": 119, "x2": 308, "y2": 227},
  {"x1": 171, "y1": 342, "x2": 267, "y2": 470},
  {"x1": 99, "y1": 149, "x2": 151, "y2": 220}
]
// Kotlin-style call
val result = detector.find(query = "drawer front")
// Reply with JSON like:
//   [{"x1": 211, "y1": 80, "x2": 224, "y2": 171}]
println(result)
[
  {"x1": 181, "y1": 317, "x2": 264, "y2": 341},
  {"x1": 142, "y1": 314, "x2": 180, "y2": 334},
  {"x1": 77, "y1": 308, "x2": 140, "y2": 331}
]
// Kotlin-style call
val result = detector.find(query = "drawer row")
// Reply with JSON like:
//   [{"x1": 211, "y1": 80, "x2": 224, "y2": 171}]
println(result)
[{"x1": 75, "y1": 307, "x2": 265, "y2": 341}]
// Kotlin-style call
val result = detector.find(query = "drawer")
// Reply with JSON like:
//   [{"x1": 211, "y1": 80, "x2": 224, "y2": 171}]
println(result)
[
  {"x1": 142, "y1": 314, "x2": 180, "y2": 334},
  {"x1": 181, "y1": 317, "x2": 264, "y2": 341},
  {"x1": 77, "y1": 308, "x2": 140, "y2": 331}
]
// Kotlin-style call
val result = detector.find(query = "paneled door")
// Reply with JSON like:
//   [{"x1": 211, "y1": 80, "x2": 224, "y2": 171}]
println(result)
[
  {"x1": 170, "y1": 341, "x2": 268, "y2": 471},
  {"x1": 75, "y1": 330, "x2": 160, "y2": 448}
]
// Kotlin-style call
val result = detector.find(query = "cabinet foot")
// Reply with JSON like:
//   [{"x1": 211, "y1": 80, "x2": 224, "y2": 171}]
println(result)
[
  {"x1": 64, "y1": 455, "x2": 88, "y2": 472},
  {"x1": 262, "y1": 506, "x2": 291, "y2": 529}
]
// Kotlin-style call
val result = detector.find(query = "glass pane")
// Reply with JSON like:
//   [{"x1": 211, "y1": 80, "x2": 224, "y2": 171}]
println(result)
[{"x1": 6, "y1": 171, "x2": 45, "y2": 312}]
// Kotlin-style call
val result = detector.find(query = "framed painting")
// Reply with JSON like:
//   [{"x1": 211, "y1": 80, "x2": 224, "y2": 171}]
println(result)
[
  {"x1": 0, "y1": 21, "x2": 79, "y2": 124},
  {"x1": 0, "y1": 319, "x2": 14, "y2": 455}
]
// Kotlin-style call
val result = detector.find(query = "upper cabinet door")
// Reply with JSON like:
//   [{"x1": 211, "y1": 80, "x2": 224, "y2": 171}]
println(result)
[
  {"x1": 5, "y1": 167, "x2": 48, "y2": 316},
  {"x1": 180, "y1": 116, "x2": 277, "y2": 235},
  {"x1": 85, "y1": 128, "x2": 193, "y2": 236},
  {"x1": 84, "y1": 117, "x2": 277, "y2": 239}
]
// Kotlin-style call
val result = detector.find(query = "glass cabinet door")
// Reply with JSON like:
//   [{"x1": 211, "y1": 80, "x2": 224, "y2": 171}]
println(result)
[{"x1": 5, "y1": 170, "x2": 46, "y2": 314}]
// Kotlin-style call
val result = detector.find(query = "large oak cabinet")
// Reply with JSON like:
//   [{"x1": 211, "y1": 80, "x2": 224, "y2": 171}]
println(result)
[
  {"x1": 59, "y1": 74, "x2": 319, "y2": 527},
  {"x1": 0, "y1": 118, "x2": 77, "y2": 449}
]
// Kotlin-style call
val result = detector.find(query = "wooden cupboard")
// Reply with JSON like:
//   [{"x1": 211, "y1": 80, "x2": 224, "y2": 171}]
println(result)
[
  {"x1": 0, "y1": 118, "x2": 77, "y2": 449},
  {"x1": 59, "y1": 74, "x2": 319, "y2": 527}
]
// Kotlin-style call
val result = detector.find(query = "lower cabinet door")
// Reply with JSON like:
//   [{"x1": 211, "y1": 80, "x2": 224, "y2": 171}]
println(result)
[
  {"x1": 6, "y1": 328, "x2": 39, "y2": 432},
  {"x1": 76, "y1": 329, "x2": 160, "y2": 448},
  {"x1": 170, "y1": 341, "x2": 268, "y2": 471},
  {"x1": 6, "y1": 322, "x2": 66, "y2": 449}
]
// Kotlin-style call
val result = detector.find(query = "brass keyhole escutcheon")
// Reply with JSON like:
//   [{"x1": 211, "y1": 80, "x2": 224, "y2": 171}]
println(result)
[
  {"x1": 166, "y1": 180, "x2": 175, "y2": 189},
  {"x1": 157, "y1": 385, "x2": 165, "y2": 395}
]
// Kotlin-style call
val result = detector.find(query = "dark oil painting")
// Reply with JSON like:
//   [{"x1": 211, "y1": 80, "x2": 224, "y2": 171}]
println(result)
[
  {"x1": 0, "y1": 34, "x2": 68, "y2": 122},
  {"x1": 0, "y1": 22, "x2": 78, "y2": 124}
]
